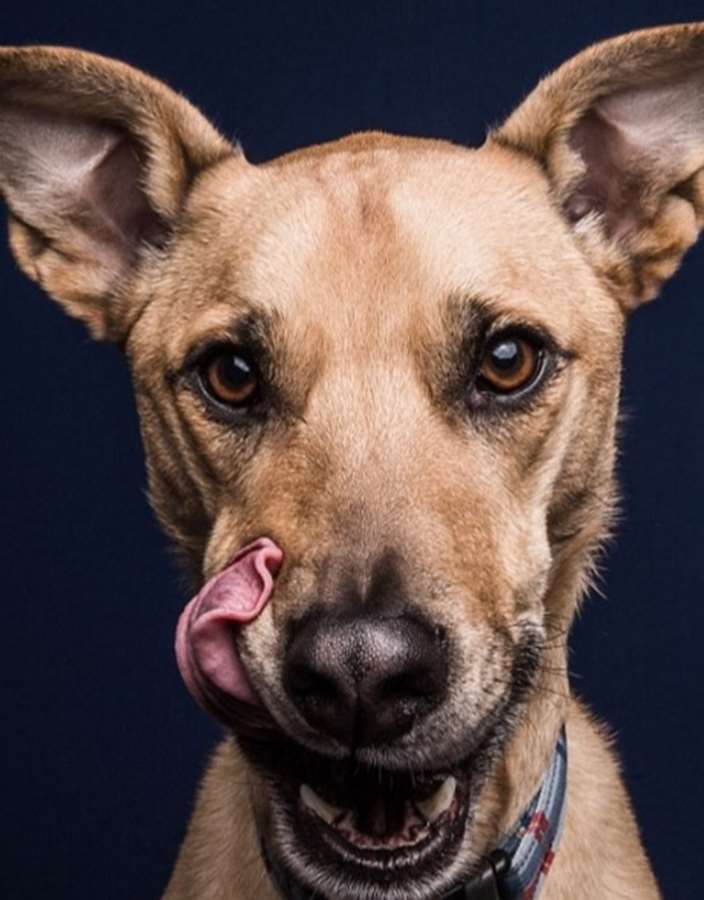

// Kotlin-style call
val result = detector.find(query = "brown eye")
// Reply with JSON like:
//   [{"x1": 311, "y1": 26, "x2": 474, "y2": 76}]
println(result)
[
  {"x1": 202, "y1": 351, "x2": 258, "y2": 406},
  {"x1": 477, "y1": 335, "x2": 542, "y2": 394}
]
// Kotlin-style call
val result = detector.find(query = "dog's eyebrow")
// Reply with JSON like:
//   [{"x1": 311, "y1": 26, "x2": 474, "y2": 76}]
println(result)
[
  {"x1": 446, "y1": 294, "x2": 576, "y2": 360},
  {"x1": 444, "y1": 294, "x2": 493, "y2": 347}
]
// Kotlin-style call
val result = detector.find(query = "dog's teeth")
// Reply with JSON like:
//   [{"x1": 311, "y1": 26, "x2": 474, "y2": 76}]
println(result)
[
  {"x1": 416, "y1": 776, "x2": 457, "y2": 822},
  {"x1": 299, "y1": 784, "x2": 345, "y2": 825}
]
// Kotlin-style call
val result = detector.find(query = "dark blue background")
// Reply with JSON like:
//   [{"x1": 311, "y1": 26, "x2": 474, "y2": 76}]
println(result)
[{"x1": 2, "y1": 3, "x2": 702, "y2": 898}]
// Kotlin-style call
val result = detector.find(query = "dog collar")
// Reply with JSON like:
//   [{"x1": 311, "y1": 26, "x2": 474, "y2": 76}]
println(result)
[{"x1": 262, "y1": 726, "x2": 567, "y2": 900}]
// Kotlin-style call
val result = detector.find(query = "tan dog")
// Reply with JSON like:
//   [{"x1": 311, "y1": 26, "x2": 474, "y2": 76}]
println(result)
[{"x1": 2, "y1": 22, "x2": 701, "y2": 899}]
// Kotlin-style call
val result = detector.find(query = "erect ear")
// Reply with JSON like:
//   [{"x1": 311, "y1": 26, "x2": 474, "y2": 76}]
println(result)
[
  {"x1": 0, "y1": 46, "x2": 234, "y2": 339},
  {"x1": 493, "y1": 23, "x2": 704, "y2": 311}
]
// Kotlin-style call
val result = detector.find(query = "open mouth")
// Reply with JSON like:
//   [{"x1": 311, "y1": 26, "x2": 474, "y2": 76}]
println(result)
[
  {"x1": 296, "y1": 766, "x2": 468, "y2": 867},
  {"x1": 256, "y1": 742, "x2": 474, "y2": 893},
  {"x1": 234, "y1": 675, "x2": 534, "y2": 896}
]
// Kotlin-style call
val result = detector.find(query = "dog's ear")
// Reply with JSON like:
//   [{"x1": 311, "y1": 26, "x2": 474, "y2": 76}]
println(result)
[
  {"x1": 0, "y1": 47, "x2": 234, "y2": 339},
  {"x1": 493, "y1": 23, "x2": 704, "y2": 311}
]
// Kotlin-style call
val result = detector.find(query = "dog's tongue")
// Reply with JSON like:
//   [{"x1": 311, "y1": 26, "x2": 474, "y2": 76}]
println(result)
[{"x1": 175, "y1": 538, "x2": 283, "y2": 719}]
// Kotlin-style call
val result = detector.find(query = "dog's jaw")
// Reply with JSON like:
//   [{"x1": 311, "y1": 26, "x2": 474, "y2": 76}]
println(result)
[{"x1": 254, "y1": 742, "x2": 487, "y2": 899}]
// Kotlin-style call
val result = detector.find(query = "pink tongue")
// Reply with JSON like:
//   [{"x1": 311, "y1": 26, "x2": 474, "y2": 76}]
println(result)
[{"x1": 175, "y1": 538, "x2": 283, "y2": 719}]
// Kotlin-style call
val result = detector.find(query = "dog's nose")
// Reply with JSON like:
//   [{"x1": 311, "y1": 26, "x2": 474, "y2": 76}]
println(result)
[{"x1": 284, "y1": 613, "x2": 448, "y2": 747}]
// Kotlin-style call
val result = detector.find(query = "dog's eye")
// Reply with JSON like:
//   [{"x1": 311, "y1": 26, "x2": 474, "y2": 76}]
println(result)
[
  {"x1": 477, "y1": 334, "x2": 543, "y2": 394},
  {"x1": 200, "y1": 350, "x2": 259, "y2": 406}
]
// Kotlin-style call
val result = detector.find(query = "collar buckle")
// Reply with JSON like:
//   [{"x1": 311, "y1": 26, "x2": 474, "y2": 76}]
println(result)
[{"x1": 441, "y1": 850, "x2": 509, "y2": 899}]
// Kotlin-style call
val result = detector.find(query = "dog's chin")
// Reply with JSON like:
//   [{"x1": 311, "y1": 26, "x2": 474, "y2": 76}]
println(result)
[{"x1": 235, "y1": 720, "x2": 498, "y2": 900}]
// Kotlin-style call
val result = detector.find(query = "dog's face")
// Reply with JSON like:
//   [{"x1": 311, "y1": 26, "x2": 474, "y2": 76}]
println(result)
[
  {"x1": 134, "y1": 141, "x2": 622, "y2": 892},
  {"x1": 2, "y1": 25, "x2": 704, "y2": 900}
]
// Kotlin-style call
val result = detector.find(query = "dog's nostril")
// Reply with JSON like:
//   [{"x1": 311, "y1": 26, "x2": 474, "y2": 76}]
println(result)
[
  {"x1": 379, "y1": 668, "x2": 440, "y2": 703},
  {"x1": 288, "y1": 665, "x2": 344, "y2": 706},
  {"x1": 283, "y1": 613, "x2": 448, "y2": 748}
]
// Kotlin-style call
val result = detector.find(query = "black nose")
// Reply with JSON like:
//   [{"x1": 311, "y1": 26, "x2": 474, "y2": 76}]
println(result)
[{"x1": 284, "y1": 612, "x2": 448, "y2": 747}]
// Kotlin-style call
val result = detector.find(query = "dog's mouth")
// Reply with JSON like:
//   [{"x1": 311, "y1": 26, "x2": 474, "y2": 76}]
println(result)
[
  {"x1": 231, "y1": 633, "x2": 543, "y2": 896},
  {"x1": 291, "y1": 758, "x2": 469, "y2": 872},
  {"x1": 242, "y1": 732, "x2": 477, "y2": 894}
]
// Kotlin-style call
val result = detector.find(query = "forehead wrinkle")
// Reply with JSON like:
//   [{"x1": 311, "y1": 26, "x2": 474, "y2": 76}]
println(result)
[
  {"x1": 234, "y1": 169, "x2": 395, "y2": 321},
  {"x1": 260, "y1": 180, "x2": 422, "y2": 366}
]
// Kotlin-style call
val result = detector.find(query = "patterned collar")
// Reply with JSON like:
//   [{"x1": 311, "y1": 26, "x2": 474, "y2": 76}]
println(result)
[{"x1": 263, "y1": 727, "x2": 567, "y2": 900}]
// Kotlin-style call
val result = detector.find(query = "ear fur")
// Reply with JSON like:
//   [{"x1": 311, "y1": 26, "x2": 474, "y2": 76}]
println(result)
[
  {"x1": 0, "y1": 46, "x2": 234, "y2": 339},
  {"x1": 493, "y1": 23, "x2": 704, "y2": 310}
]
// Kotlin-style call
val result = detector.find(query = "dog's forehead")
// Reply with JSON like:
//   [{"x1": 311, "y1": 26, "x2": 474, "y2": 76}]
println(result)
[{"x1": 163, "y1": 135, "x2": 612, "y2": 361}]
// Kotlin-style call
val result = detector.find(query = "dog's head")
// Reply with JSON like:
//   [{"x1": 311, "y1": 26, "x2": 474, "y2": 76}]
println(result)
[{"x1": 2, "y1": 26, "x2": 703, "y2": 899}]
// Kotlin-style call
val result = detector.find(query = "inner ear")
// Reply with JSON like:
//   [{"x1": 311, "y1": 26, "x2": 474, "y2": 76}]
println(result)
[
  {"x1": 562, "y1": 69, "x2": 704, "y2": 243},
  {"x1": 72, "y1": 125, "x2": 165, "y2": 253},
  {"x1": 0, "y1": 104, "x2": 164, "y2": 275},
  {"x1": 564, "y1": 107, "x2": 646, "y2": 240}
]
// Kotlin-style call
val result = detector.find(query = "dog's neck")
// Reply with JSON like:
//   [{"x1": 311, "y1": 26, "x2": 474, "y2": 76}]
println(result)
[{"x1": 261, "y1": 727, "x2": 567, "y2": 900}]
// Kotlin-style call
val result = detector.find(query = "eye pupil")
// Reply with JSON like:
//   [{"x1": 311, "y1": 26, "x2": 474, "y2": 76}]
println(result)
[
  {"x1": 217, "y1": 354, "x2": 251, "y2": 386},
  {"x1": 202, "y1": 350, "x2": 259, "y2": 406},
  {"x1": 490, "y1": 340, "x2": 522, "y2": 372}
]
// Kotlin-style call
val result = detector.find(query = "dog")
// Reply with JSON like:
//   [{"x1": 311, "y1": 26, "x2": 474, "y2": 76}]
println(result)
[{"x1": 2, "y1": 21, "x2": 701, "y2": 899}]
